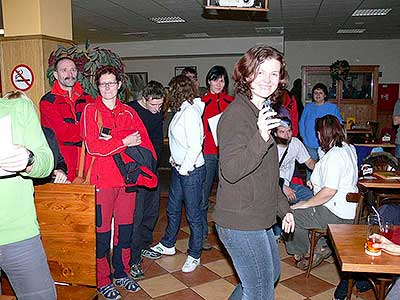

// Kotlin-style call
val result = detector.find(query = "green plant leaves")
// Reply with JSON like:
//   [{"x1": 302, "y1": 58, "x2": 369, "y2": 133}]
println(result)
[{"x1": 46, "y1": 41, "x2": 132, "y2": 101}]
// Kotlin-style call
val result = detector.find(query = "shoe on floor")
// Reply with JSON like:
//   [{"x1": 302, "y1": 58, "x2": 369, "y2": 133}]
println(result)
[
  {"x1": 151, "y1": 242, "x2": 176, "y2": 255},
  {"x1": 296, "y1": 252, "x2": 325, "y2": 271},
  {"x1": 182, "y1": 255, "x2": 200, "y2": 273},
  {"x1": 141, "y1": 248, "x2": 162, "y2": 259},
  {"x1": 114, "y1": 276, "x2": 141, "y2": 293},
  {"x1": 97, "y1": 283, "x2": 122, "y2": 300},
  {"x1": 130, "y1": 263, "x2": 145, "y2": 280},
  {"x1": 202, "y1": 238, "x2": 212, "y2": 251}
]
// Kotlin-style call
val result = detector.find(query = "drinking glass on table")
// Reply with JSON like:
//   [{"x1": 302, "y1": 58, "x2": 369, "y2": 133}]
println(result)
[{"x1": 366, "y1": 214, "x2": 384, "y2": 256}]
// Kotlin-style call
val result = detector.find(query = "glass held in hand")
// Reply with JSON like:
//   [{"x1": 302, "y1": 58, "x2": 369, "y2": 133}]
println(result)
[{"x1": 365, "y1": 214, "x2": 384, "y2": 256}]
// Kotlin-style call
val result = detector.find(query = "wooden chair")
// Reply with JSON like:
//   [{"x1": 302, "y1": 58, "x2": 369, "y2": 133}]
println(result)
[
  {"x1": 1, "y1": 184, "x2": 97, "y2": 300},
  {"x1": 305, "y1": 192, "x2": 365, "y2": 278}
]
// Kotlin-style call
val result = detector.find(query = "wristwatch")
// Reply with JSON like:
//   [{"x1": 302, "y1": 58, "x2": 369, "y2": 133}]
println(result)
[{"x1": 26, "y1": 150, "x2": 35, "y2": 168}]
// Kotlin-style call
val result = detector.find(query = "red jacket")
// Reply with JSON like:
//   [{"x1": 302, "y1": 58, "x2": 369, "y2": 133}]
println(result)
[
  {"x1": 202, "y1": 91, "x2": 234, "y2": 155},
  {"x1": 282, "y1": 91, "x2": 299, "y2": 137},
  {"x1": 40, "y1": 81, "x2": 93, "y2": 180},
  {"x1": 81, "y1": 97, "x2": 156, "y2": 189}
]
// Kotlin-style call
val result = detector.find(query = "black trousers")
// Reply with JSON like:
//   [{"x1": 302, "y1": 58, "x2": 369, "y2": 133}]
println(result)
[{"x1": 130, "y1": 182, "x2": 160, "y2": 265}]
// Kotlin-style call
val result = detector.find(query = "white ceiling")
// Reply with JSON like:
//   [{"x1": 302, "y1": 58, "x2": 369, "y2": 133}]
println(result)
[{"x1": 70, "y1": 0, "x2": 399, "y2": 43}]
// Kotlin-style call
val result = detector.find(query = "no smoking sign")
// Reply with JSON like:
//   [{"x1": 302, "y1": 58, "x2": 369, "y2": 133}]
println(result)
[{"x1": 11, "y1": 64, "x2": 35, "y2": 91}]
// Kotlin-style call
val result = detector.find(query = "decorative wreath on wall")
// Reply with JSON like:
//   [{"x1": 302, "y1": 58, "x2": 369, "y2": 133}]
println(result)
[
  {"x1": 329, "y1": 60, "x2": 350, "y2": 81},
  {"x1": 47, "y1": 40, "x2": 133, "y2": 101}
]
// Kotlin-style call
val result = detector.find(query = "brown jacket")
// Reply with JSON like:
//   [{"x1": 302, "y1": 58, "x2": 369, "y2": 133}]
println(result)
[{"x1": 214, "y1": 93, "x2": 290, "y2": 230}]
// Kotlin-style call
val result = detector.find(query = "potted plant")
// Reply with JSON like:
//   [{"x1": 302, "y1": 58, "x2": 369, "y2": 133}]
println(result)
[{"x1": 47, "y1": 40, "x2": 133, "y2": 101}]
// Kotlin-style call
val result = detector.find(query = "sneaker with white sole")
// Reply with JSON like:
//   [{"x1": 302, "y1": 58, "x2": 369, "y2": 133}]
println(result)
[
  {"x1": 181, "y1": 255, "x2": 200, "y2": 273},
  {"x1": 151, "y1": 242, "x2": 176, "y2": 255},
  {"x1": 97, "y1": 283, "x2": 121, "y2": 300}
]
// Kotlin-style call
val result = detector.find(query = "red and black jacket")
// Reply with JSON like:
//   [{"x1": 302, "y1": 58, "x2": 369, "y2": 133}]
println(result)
[
  {"x1": 81, "y1": 97, "x2": 157, "y2": 190},
  {"x1": 40, "y1": 81, "x2": 93, "y2": 181},
  {"x1": 202, "y1": 90, "x2": 234, "y2": 155}
]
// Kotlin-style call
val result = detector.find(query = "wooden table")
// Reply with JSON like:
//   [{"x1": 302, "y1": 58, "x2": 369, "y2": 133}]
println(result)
[
  {"x1": 359, "y1": 177, "x2": 400, "y2": 189},
  {"x1": 328, "y1": 224, "x2": 400, "y2": 300},
  {"x1": 355, "y1": 143, "x2": 395, "y2": 148}
]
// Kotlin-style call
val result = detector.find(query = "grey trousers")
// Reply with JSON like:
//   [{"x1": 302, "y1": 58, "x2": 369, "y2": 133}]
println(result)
[
  {"x1": 0, "y1": 235, "x2": 56, "y2": 300},
  {"x1": 285, "y1": 205, "x2": 352, "y2": 255}
]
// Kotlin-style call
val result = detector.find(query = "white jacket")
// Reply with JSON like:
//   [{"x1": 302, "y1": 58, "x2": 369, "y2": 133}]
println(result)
[{"x1": 168, "y1": 97, "x2": 205, "y2": 175}]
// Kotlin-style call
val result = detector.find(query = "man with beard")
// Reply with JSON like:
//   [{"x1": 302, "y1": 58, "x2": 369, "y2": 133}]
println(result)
[
  {"x1": 273, "y1": 117, "x2": 315, "y2": 204},
  {"x1": 40, "y1": 57, "x2": 93, "y2": 181}
]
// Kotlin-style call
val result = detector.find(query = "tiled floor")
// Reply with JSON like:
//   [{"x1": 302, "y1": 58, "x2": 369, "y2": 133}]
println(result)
[{"x1": 113, "y1": 171, "x2": 377, "y2": 300}]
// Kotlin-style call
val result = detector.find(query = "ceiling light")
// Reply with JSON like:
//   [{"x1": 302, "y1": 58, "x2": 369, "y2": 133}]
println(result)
[
  {"x1": 0, "y1": 29, "x2": 4, "y2": 35},
  {"x1": 352, "y1": 8, "x2": 392, "y2": 17},
  {"x1": 88, "y1": 28, "x2": 97, "y2": 32},
  {"x1": 337, "y1": 28, "x2": 366, "y2": 34},
  {"x1": 122, "y1": 31, "x2": 148, "y2": 36},
  {"x1": 255, "y1": 26, "x2": 284, "y2": 35},
  {"x1": 149, "y1": 16, "x2": 186, "y2": 24},
  {"x1": 184, "y1": 33, "x2": 210, "y2": 38}
]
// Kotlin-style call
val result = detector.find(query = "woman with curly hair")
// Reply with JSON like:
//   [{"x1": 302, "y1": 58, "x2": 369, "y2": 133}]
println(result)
[
  {"x1": 151, "y1": 75, "x2": 205, "y2": 273},
  {"x1": 214, "y1": 46, "x2": 295, "y2": 300}
]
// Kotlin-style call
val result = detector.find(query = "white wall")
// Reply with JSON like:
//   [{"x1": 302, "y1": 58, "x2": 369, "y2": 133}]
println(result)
[{"x1": 94, "y1": 38, "x2": 400, "y2": 89}]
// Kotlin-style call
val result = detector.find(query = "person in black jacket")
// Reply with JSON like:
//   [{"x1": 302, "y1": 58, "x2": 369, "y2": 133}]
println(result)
[{"x1": 127, "y1": 81, "x2": 165, "y2": 279}]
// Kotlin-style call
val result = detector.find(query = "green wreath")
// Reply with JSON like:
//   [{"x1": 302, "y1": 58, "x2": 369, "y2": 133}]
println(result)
[{"x1": 330, "y1": 60, "x2": 350, "y2": 81}]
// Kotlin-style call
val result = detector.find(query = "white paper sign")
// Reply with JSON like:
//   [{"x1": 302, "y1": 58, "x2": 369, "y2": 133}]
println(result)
[
  {"x1": 0, "y1": 115, "x2": 15, "y2": 176},
  {"x1": 208, "y1": 113, "x2": 222, "y2": 146}
]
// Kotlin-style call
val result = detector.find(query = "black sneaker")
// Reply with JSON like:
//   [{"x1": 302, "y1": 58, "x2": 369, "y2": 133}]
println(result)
[
  {"x1": 97, "y1": 283, "x2": 122, "y2": 300},
  {"x1": 130, "y1": 263, "x2": 145, "y2": 280},
  {"x1": 141, "y1": 248, "x2": 162, "y2": 260},
  {"x1": 114, "y1": 276, "x2": 140, "y2": 293}
]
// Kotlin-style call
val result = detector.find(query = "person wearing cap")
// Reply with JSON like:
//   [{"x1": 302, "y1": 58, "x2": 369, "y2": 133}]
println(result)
[
  {"x1": 272, "y1": 117, "x2": 315, "y2": 204},
  {"x1": 299, "y1": 83, "x2": 342, "y2": 178}
]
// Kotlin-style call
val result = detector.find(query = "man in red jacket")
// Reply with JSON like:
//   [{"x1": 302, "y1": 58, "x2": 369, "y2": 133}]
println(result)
[{"x1": 40, "y1": 57, "x2": 93, "y2": 181}]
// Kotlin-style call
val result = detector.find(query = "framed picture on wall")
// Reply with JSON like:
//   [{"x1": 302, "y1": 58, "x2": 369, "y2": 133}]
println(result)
[
  {"x1": 174, "y1": 66, "x2": 197, "y2": 77},
  {"x1": 127, "y1": 72, "x2": 148, "y2": 101}
]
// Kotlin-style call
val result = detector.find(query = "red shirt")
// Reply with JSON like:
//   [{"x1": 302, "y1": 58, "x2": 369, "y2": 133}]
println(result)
[{"x1": 202, "y1": 91, "x2": 234, "y2": 155}]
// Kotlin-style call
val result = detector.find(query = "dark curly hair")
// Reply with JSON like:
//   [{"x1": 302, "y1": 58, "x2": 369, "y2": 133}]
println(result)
[
  {"x1": 167, "y1": 75, "x2": 197, "y2": 112},
  {"x1": 232, "y1": 46, "x2": 288, "y2": 102}
]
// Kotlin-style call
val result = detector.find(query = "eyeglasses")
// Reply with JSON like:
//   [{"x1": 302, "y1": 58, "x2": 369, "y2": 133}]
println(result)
[{"x1": 98, "y1": 82, "x2": 118, "y2": 88}]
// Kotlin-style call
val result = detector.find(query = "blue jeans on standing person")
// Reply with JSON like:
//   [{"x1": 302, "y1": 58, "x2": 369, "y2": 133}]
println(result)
[
  {"x1": 161, "y1": 165, "x2": 205, "y2": 259},
  {"x1": 0, "y1": 235, "x2": 56, "y2": 300},
  {"x1": 216, "y1": 225, "x2": 280, "y2": 300},
  {"x1": 305, "y1": 145, "x2": 319, "y2": 180},
  {"x1": 201, "y1": 154, "x2": 218, "y2": 239}
]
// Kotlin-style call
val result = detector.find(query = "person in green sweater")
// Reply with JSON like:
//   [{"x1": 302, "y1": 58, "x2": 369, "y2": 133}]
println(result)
[{"x1": 0, "y1": 94, "x2": 56, "y2": 300}]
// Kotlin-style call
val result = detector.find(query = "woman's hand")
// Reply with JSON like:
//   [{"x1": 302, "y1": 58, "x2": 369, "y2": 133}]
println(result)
[
  {"x1": 290, "y1": 201, "x2": 307, "y2": 210},
  {"x1": 283, "y1": 185, "x2": 297, "y2": 202},
  {"x1": 53, "y1": 169, "x2": 69, "y2": 183},
  {"x1": 371, "y1": 234, "x2": 400, "y2": 254},
  {"x1": 257, "y1": 108, "x2": 280, "y2": 142},
  {"x1": 123, "y1": 131, "x2": 142, "y2": 147},
  {"x1": 282, "y1": 212, "x2": 295, "y2": 233}
]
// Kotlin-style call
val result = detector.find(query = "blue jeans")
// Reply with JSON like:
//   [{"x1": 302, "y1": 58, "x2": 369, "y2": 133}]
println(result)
[
  {"x1": 0, "y1": 235, "x2": 56, "y2": 300},
  {"x1": 216, "y1": 225, "x2": 280, "y2": 300},
  {"x1": 201, "y1": 154, "x2": 218, "y2": 238},
  {"x1": 289, "y1": 183, "x2": 313, "y2": 204},
  {"x1": 396, "y1": 143, "x2": 400, "y2": 159},
  {"x1": 161, "y1": 165, "x2": 205, "y2": 259},
  {"x1": 305, "y1": 145, "x2": 319, "y2": 180}
]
